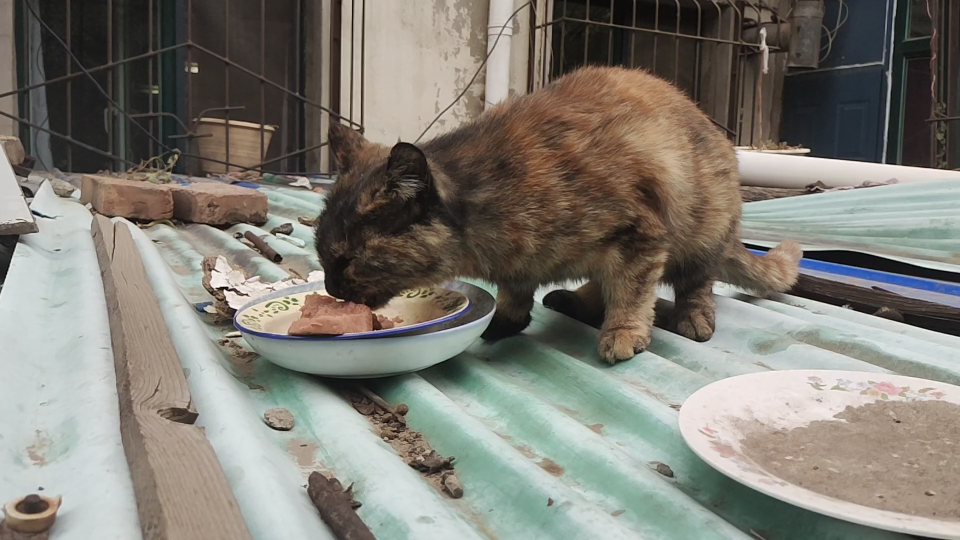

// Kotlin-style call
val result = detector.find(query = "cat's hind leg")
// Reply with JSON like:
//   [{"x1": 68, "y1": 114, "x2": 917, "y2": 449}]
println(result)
[
  {"x1": 667, "y1": 262, "x2": 716, "y2": 342},
  {"x1": 542, "y1": 280, "x2": 605, "y2": 327}
]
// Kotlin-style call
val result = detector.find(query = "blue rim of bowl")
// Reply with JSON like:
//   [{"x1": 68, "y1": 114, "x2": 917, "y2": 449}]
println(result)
[{"x1": 233, "y1": 282, "x2": 472, "y2": 341}]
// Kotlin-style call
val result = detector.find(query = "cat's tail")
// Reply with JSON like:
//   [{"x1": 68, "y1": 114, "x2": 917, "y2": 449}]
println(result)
[{"x1": 719, "y1": 240, "x2": 802, "y2": 296}]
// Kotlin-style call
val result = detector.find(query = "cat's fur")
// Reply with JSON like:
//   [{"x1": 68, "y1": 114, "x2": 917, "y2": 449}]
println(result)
[{"x1": 314, "y1": 66, "x2": 802, "y2": 364}]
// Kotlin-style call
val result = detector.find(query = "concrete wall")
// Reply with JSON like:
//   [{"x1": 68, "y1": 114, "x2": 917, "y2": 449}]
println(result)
[{"x1": 341, "y1": 0, "x2": 532, "y2": 146}]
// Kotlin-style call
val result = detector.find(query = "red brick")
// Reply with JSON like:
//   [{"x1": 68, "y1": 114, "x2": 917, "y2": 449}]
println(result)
[
  {"x1": 81, "y1": 175, "x2": 174, "y2": 221},
  {"x1": 170, "y1": 182, "x2": 268, "y2": 225}
]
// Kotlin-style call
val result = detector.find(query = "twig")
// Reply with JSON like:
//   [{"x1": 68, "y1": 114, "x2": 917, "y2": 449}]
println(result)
[
  {"x1": 356, "y1": 386, "x2": 395, "y2": 414},
  {"x1": 242, "y1": 231, "x2": 282, "y2": 263},
  {"x1": 306, "y1": 472, "x2": 376, "y2": 540}
]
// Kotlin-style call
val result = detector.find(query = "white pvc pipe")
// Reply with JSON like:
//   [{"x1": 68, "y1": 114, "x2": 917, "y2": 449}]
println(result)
[
  {"x1": 484, "y1": 0, "x2": 514, "y2": 109},
  {"x1": 736, "y1": 150, "x2": 960, "y2": 189}
]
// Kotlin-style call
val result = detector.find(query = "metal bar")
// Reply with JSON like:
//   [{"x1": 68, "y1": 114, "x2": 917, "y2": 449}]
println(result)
[
  {"x1": 187, "y1": 0, "x2": 194, "y2": 157},
  {"x1": 359, "y1": 0, "x2": 365, "y2": 131},
  {"x1": 260, "y1": 0, "x2": 266, "y2": 166},
  {"x1": 584, "y1": 0, "x2": 590, "y2": 65},
  {"x1": 108, "y1": 0, "x2": 114, "y2": 162},
  {"x1": 606, "y1": 0, "x2": 613, "y2": 66},
  {"x1": 558, "y1": 0, "x2": 566, "y2": 76},
  {"x1": 653, "y1": 0, "x2": 660, "y2": 73},
  {"x1": 188, "y1": 42, "x2": 358, "y2": 125},
  {"x1": 349, "y1": 0, "x2": 355, "y2": 123},
  {"x1": 629, "y1": 0, "x2": 636, "y2": 68},
  {"x1": 148, "y1": 0, "x2": 155, "y2": 158},
  {"x1": 693, "y1": 0, "x2": 703, "y2": 101},
  {"x1": 66, "y1": 0, "x2": 73, "y2": 171},
  {"x1": 243, "y1": 141, "x2": 329, "y2": 170},
  {"x1": 528, "y1": 0, "x2": 537, "y2": 91},
  {"x1": 673, "y1": 0, "x2": 681, "y2": 83},
  {"x1": 224, "y1": 0, "x2": 231, "y2": 171},
  {"x1": 329, "y1": 0, "x2": 342, "y2": 170},
  {"x1": 0, "y1": 109, "x2": 138, "y2": 166},
  {"x1": 542, "y1": 16, "x2": 773, "y2": 48},
  {"x1": 0, "y1": 43, "x2": 187, "y2": 99},
  {"x1": 294, "y1": 0, "x2": 302, "y2": 171}
]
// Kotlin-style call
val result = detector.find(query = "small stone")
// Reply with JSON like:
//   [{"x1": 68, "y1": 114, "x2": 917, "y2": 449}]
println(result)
[
  {"x1": 270, "y1": 223, "x2": 295, "y2": 236},
  {"x1": 352, "y1": 399, "x2": 376, "y2": 416},
  {"x1": 925, "y1": 490, "x2": 937, "y2": 496},
  {"x1": 395, "y1": 403, "x2": 410, "y2": 415},
  {"x1": 547, "y1": 497, "x2": 554, "y2": 507},
  {"x1": 650, "y1": 461, "x2": 675, "y2": 478},
  {"x1": 263, "y1": 407, "x2": 295, "y2": 431},
  {"x1": 873, "y1": 307, "x2": 905, "y2": 323},
  {"x1": 442, "y1": 473, "x2": 463, "y2": 498}
]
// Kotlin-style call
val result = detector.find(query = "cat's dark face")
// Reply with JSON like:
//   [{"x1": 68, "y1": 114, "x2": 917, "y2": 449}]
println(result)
[{"x1": 314, "y1": 124, "x2": 458, "y2": 309}]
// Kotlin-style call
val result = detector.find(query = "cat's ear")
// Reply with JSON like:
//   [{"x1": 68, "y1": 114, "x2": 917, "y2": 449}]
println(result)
[
  {"x1": 328, "y1": 122, "x2": 366, "y2": 173},
  {"x1": 384, "y1": 142, "x2": 433, "y2": 201}
]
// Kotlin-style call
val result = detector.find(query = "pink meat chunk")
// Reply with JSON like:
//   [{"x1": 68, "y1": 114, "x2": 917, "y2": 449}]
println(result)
[
  {"x1": 374, "y1": 314, "x2": 395, "y2": 330},
  {"x1": 288, "y1": 293, "x2": 374, "y2": 336}
]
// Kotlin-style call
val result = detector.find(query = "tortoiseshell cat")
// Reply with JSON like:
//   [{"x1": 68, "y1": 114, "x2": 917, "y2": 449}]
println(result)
[{"x1": 314, "y1": 66, "x2": 801, "y2": 364}]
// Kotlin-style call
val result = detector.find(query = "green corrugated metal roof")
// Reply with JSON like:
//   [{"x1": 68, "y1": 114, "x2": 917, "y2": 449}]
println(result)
[
  {"x1": 742, "y1": 179, "x2": 960, "y2": 273},
  {"x1": 2, "y1": 181, "x2": 959, "y2": 539}
]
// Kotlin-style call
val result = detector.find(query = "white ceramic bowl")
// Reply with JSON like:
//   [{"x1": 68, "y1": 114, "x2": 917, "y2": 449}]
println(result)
[{"x1": 235, "y1": 280, "x2": 495, "y2": 378}]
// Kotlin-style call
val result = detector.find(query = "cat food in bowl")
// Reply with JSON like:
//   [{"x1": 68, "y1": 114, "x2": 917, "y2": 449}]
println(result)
[
  {"x1": 288, "y1": 294, "x2": 380, "y2": 336},
  {"x1": 235, "y1": 283, "x2": 470, "y2": 340},
  {"x1": 233, "y1": 280, "x2": 494, "y2": 378}
]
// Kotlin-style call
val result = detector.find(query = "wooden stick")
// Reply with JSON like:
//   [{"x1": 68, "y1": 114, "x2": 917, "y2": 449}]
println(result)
[
  {"x1": 307, "y1": 472, "x2": 376, "y2": 540},
  {"x1": 794, "y1": 274, "x2": 960, "y2": 321},
  {"x1": 356, "y1": 386, "x2": 395, "y2": 414},
  {"x1": 92, "y1": 216, "x2": 253, "y2": 540},
  {"x1": 243, "y1": 231, "x2": 282, "y2": 262}
]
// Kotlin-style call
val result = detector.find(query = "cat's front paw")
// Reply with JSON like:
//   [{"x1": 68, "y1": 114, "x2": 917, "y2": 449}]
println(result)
[
  {"x1": 481, "y1": 312, "x2": 532, "y2": 341},
  {"x1": 597, "y1": 326, "x2": 650, "y2": 365}
]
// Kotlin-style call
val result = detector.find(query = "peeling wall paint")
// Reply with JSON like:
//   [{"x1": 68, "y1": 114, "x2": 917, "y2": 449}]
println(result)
[{"x1": 342, "y1": 0, "x2": 532, "y2": 145}]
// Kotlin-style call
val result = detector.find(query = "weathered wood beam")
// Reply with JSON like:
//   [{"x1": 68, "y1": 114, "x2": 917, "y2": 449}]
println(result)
[{"x1": 92, "y1": 215, "x2": 252, "y2": 540}]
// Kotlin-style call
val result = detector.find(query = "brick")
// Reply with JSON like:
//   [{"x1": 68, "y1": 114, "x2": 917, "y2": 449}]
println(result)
[
  {"x1": 170, "y1": 182, "x2": 268, "y2": 225},
  {"x1": 81, "y1": 175, "x2": 174, "y2": 221}
]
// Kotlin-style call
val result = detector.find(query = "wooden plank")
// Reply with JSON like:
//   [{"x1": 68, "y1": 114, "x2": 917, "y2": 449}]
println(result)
[
  {"x1": 91, "y1": 217, "x2": 253, "y2": 540},
  {"x1": 0, "y1": 145, "x2": 37, "y2": 236},
  {"x1": 792, "y1": 273, "x2": 960, "y2": 337}
]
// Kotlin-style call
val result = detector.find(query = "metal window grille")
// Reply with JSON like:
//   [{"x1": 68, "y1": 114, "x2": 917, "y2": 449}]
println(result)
[
  {"x1": 530, "y1": 0, "x2": 787, "y2": 146},
  {"x1": 1, "y1": 0, "x2": 364, "y2": 176}
]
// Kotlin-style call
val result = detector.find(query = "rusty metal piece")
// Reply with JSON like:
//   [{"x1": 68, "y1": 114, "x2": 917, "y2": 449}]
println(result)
[
  {"x1": 16, "y1": 495, "x2": 47, "y2": 515},
  {"x1": 3, "y1": 494, "x2": 62, "y2": 534}
]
